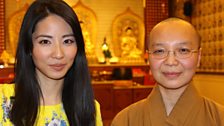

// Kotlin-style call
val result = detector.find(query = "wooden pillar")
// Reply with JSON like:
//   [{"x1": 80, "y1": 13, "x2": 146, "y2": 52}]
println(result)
[{"x1": 0, "y1": 0, "x2": 5, "y2": 54}]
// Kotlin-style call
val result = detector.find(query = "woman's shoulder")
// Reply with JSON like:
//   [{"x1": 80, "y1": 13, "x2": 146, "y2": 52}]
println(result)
[
  {"x1": 94, "y1": 100, "x2": 103, "y2": 126},
  {"x1": 202, "y1": 97, "x2": 224, "y2": 120},
  {"x1": 0, "y1": 84, "x2": 15, "y2": 97},
  {"x1": 0, "y1": 84, "x2": 15, "y2": 125},
  {"x1": 0, "y1": 83, "x2": 15, "y2": 88},
  {"x1": 203, "y1": 97, "x2": 224, "y2": 110}
]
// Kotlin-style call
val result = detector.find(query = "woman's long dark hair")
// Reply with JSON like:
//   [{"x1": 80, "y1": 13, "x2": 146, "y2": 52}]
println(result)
[{"x1": 10, "y1": 0, "x2": 95, "y2": 125}]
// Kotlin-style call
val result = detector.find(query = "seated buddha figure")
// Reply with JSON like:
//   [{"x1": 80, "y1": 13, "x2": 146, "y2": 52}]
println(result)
[
  {"x1": 80, "y1": 21, "x2": 94, "y2": 56},
  {"x1": 120, "y1": 27, "x2": 142, "y2": 58}
]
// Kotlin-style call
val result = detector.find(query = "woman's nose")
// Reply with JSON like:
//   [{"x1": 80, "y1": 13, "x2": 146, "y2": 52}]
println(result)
[
  {"x1": 164, "y1": 51, "x2": 179, "y2": 66},
  {"x1": 52, "y1": 42, "x2": 64, "y2": 59}
]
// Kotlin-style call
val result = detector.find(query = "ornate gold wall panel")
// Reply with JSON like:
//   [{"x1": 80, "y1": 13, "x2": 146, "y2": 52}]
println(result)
[{"x1": 191, "y1": 0, "x2": 224, "y2": 73}]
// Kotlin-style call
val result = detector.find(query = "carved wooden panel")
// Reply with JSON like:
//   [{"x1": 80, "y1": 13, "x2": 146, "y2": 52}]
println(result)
[
  {"x1": 113, "y1": 88, "x2": 132, "y2": 114},
  {"x1": 92, "y1": 83, "x2": 114, "y2": 119}
]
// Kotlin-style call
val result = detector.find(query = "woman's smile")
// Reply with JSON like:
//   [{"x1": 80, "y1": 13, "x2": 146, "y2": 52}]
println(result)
[{"x1": 49, "y1": 64, "x2": 66, "y2": 71}]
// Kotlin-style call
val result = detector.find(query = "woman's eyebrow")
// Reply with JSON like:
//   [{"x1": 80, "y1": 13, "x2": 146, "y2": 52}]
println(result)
[
  {"x1": 151, "y1": 43, "x2": 164, "y2": 47},
  {"x1": 62, "y1": 33, "x2": 74, "y2": 38},
  {"x1": 34, "y1": 35, "x2": 52, "y2": 39},
  {"x1": 175, "y1": 41, "x2": 193, "y2": 46}
]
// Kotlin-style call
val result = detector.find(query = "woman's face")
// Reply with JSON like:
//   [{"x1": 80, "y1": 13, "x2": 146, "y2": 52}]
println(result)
[
  {"x1": 32, "y1": 14, "x2": 77, "y2": 81},
  {"x1": 149, "y1": 21, "x2": 201, "y2": 90}
]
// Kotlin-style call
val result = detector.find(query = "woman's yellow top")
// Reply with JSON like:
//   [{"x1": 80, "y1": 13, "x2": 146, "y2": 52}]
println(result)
[{"x1": 0, "y1": 84, "x2": 103, "y2": 126}]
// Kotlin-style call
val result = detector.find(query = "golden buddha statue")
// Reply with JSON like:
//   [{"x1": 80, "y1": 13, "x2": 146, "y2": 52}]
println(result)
[
  {"x1": 120, "y1": 27, "x2": 142, "y2": 58},
  {"x1": 0, "y1": 50, "x2": 15, "y2": 67},
  {"x1": 80, "y1": 21, "x2": 94, "y2": 56}
]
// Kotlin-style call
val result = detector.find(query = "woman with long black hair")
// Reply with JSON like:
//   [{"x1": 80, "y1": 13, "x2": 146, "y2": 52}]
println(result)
[{"x1": 0, "y1": 0, "x2": 102, "y2": 125}]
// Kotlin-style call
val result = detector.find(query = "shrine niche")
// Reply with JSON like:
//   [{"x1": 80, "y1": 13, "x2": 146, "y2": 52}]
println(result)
[
  {"x1": 72, "y1": 1, "x2": 97, "y2": 63},
  {"x1": 112, "y1": 8, "x2": 145, "y2": 63},
  {"x1": 8, "y1": 4, "x2": 29, "y2": 56}
]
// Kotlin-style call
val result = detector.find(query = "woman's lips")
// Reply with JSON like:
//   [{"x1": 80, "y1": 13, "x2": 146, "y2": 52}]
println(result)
[
  {"x1": 162, "y1": 72, "x2": 181, "y2": 79},
  {"x1": 49, "y1": 64, "x2": 66, "y2": 71}
]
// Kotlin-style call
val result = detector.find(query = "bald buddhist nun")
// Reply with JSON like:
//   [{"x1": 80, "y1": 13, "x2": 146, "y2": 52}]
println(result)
[{"x1": 111, "y1": 18, "x2": 224, "y2": 126}]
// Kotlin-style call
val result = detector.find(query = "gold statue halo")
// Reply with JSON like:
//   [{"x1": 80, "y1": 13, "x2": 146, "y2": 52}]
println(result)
[
  {"x1": 8, "y1": 4, "x2": 29, "y2": 56},
  {"x1": 72, "y1": 0, "x2": 97, "y2": 60}
]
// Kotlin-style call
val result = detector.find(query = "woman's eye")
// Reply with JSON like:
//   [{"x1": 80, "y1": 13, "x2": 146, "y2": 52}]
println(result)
[
  {"x1": 178, "y1": 48, "x2": 191, "y2": 54},
  {"x1": 153, "y1": 49, "x2": 165, "y2": 54},
  {"x1": 39, "y1": 40, "x2": 50, "y2": 44},
  {"x1": 64, "y1": 39, "x2": 75, "y2": 44}
]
